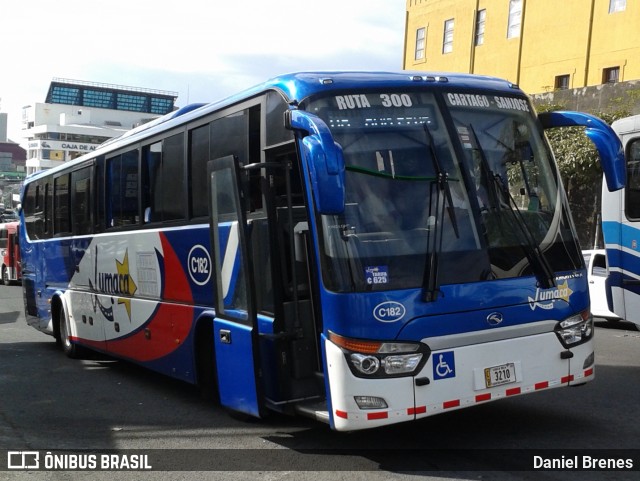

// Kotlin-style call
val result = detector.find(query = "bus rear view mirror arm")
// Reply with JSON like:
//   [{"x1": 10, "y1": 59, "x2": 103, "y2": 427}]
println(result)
[
  {"x1": 538, "y1": 110, "x2": 625, "y2": 192},
  {"x1": 286, "y1": 109, "x2": 346, "y2": 215}
]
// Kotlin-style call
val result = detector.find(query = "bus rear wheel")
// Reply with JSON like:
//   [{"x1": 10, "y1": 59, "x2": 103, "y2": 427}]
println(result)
[{"x1": 1, "y1": 266, "x2": 8, "y2": 285}]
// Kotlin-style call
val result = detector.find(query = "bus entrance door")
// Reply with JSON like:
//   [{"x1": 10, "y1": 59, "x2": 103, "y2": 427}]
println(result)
[{"x1": 208, "y1": 156, "x2": 263, "y2": 417}]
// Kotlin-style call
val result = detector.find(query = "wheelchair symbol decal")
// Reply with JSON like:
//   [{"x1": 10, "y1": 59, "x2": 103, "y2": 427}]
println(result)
[{"x1": 433, "y1": 351, "x2": 456, "y2": 380}]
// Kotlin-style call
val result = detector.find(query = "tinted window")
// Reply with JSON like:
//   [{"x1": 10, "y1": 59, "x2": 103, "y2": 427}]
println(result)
[
  {"x1": 625, "y1": 138, "x2": 640, "y2": 220},
  {"x1": 107, "y1": 150, "x2": 139, "y2": 228},
  {"x1": 210, "y1": 107, "x2": 263, "y2": 213},
  {"x1": 23, "y1": 182, "x2": 40, "y2": 240},
  {"x1": 143, "y1": 134, "x2": 186, "y2": 223},
  {"x1": 266, "y1": 91, "x2": 294, "y2": 147},
  {"x1": 72, "y1": 167, "x2": 92, "y2": 235},
  {"x1": 162, "y1": 134, "x2": 186, "y2": 221},
  {"x1": 54, "y1": 174, "x2": 71, "y2": 234},
  {"x1": 190, "y1": 125, "x2": 209, "y2": 218}
]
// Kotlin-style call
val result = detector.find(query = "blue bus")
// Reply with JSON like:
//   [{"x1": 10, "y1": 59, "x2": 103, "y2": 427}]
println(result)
[
  {"x1": 20, "y1": 72, "x2": 625, "y2": 431},
  {"x1": 602, "y1": 114, "x2": 640, "y2": 328}
]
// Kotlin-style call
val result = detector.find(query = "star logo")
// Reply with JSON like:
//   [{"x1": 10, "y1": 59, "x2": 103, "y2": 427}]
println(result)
[
  {"x1": 115, "y1": 250, "x2": 137, "y2": 321},
  {"x1": 557, "y1": 280, "x2": 573, "y2": 303}
]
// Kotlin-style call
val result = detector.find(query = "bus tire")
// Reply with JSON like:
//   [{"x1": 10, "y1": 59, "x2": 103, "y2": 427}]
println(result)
[
  {"x1": 1, "y1": 266, "x2": 7, "y2": 285},
  {"x1": 56, "y1": 302, "x2": 81, "y2": 359}
]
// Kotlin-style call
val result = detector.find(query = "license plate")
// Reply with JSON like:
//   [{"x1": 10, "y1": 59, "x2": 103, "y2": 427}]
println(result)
[{"x1": 484, "y1": 362, "x2": 516, "y2": 388}]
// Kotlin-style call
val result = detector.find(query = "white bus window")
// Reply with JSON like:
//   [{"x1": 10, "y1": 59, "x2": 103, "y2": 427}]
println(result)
[{"x1": 625, "y1": 138, "x2": 640, "y2": 219}]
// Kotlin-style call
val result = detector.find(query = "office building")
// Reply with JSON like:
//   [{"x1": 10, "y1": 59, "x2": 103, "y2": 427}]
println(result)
[{"x1": 23, "y1": 78, "x2": 177, "y2": 174}]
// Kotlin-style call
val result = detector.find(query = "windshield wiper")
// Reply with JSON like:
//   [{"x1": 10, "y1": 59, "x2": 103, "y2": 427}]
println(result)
[
  {"x1": 422, "y1": 123, "x2": 460, "y2": 302},
  {"x1": 467, "y1": 125, "x2": 556, "y2": 289},
  {"x1": 501, "y1": 180, "x2": 556, "y2": 289}
]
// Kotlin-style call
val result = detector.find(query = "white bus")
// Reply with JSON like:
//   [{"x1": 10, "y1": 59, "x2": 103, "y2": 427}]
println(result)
[{"x1": 604, "y1": 115, "x2": 640, "y2": 328}]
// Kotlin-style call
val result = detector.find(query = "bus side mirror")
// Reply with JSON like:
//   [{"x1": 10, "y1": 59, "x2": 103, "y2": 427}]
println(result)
[
  {"x1": 538, "y1": 111, "x2": 625, "y2": 192},
  {"x1": 286, "y1": 110, "x2": 345, "y2": 214}
]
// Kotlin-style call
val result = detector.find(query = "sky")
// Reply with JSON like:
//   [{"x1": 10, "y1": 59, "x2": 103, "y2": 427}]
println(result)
[{"x1": 0, "y1": 0, "x2": 406, "y2": 145}]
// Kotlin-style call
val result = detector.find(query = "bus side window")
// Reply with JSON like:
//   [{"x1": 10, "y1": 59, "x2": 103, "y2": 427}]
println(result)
[
  {"x1": 71, "y1": 166, "x2": 93, "y2": 235},
  {"x1": 44, "y1": 181, "x2": 53, "y2": 238},
  {"x1": 143, "y1": 142, "x2": 162, "y2": 223},
  {"x1": 54, "y1": 174, "x2": 71, "y2": 235},
  {"x1": 95, "y1": 156, "x2": 105, "y2": 232},
  {"x1": 24, "y1": 180, "x2": 47, "y2": 240},
  {"x1": 625, "y1": 138, "x2": 640, "y2": 220},
  {"x1": 142, "y1": 135, "x2": 186, "y2": 224},
  {"x1": 189, "y1": 124, "x2": 210, "y2": 219},
  {"x1": 22, "y1": 182, "x2": 37, "y2": 240},
  {"x1": 107, "y1": 150, "x2": 140, "y2": 228},
  {"x1": 210, "y1": 106, "x2": 263, "y2": 213}
]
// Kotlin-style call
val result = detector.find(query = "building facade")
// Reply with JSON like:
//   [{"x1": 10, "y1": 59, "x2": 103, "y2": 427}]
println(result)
[
  {"x1": 404, "y1": 0, "x2": 640, "y2": 94},
  {"x1": 0, "y1": 112, "x2": 26, "y2": 209},
  {"x1": 22, "y1": 79, "x2": 177, "y2": 174}
]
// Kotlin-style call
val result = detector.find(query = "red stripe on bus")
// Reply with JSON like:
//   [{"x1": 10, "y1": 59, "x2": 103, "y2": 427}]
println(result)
[
  {"x1": 475, "y1": 393, "x2": 491, "y2": 402},
  {"x1": 535, "y1": 381, "x2": 549, "y2": 390},
  {"x1": 506, "y1": 387, "x2": 521, "y2": 396},
  {"x1": 335, "y1": 410, "x2": 348, "y2": 419},
  {"x1": 408, "y1": 406, "x2": 427, "y2": 415},
  {"x1": 443, "y1": 400, "x2": 460, "y2": 409},
  {"x1": 367, "y1": 411, "x2": 388, "y2": 420},
  {"x1": 561, "y1": 375, "x2": 574, "y2": 384},
  {"x1": 584, "y1": 368, "x2": 594, "y2": 377}
]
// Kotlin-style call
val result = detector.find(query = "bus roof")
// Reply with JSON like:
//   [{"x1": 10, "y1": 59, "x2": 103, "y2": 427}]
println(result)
[
  {"x1": 612, "y1": 114, "x2": 640, "y2": 135},
  {"x1": 23, "y1": 71, "x2": 521, "y2": 183}
]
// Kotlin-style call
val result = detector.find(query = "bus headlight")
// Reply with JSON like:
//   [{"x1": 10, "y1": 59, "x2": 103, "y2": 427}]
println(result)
[
  {"x1": 555, "y1": 309, "x2": 593, "y2": 348},
  {"x1": 330, "y1": 332, "x2": 430, "y2": 378}
]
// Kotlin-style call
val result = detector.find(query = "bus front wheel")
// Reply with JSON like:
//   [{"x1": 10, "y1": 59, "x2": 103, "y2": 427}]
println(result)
[{"x1": 56, "y1": 303, "x2": 81, "y2": 359}]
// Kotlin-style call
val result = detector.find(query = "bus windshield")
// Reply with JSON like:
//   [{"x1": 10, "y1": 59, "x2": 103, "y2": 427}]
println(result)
[{"x1": 304, "y1": 90, "x2": 583, "y2": 293}]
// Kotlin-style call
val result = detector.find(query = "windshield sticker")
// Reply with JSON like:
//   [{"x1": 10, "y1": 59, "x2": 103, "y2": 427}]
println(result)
[
  {"x1": 445, "y1": 93, "x2": 530, "y2": 112},
  {"x1": 456, "y1": 125, "x2": 477, "y2": 150},
  {"x1": 528, "y1": 280, "x2": 574, "y2": 310},
  {"x1": 365, "y1": 266, "x2": 389, "y2": 286}
]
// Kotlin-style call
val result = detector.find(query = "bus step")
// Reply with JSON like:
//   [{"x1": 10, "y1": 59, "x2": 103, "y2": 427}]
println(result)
[{"x1": 294, "y1": 400, "x2": 329, "y2": 424}]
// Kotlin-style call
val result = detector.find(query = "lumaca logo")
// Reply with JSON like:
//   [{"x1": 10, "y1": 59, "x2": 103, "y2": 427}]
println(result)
[
  {"x1": 528, "y1": 281, "x2": 574, "y2": 310},
  {"x1": 91, "y1": 248, "x2": 138, "y2": 321}
]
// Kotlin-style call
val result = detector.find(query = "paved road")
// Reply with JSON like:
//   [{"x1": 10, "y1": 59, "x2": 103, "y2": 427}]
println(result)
[{"x1": 1, "y1": 284, "x2": 639, "y2": 480}]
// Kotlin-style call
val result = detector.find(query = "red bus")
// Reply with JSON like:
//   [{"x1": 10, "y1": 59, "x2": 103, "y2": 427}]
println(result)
[{"x1": 0, "y1": 221, "x2": 21, "y2": 285}]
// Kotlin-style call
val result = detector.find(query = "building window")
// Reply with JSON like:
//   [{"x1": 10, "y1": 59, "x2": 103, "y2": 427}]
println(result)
[
  {"x1": 443, "y1": 19, "x2": 454, "y2": 53},
  {"x1": 475, "y1": 9, "x2": 486, "y2": 46},
  {"x1": 555, "y1": 75, "x2": 570, "y2": 90},
  {"x1": 603, "y1": 67, "x2": 620, "y2": 84},
  {"x1": 609, "y1": 0, "x2": 626, "y2": 13},
  {"x1": 507, "y1": 0, "x2": 522, "y2": 39},
  {"x1": 415, "y1": 27, "x2": 426, "y2": 60}
]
